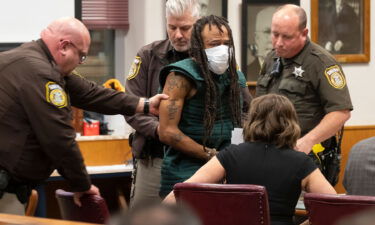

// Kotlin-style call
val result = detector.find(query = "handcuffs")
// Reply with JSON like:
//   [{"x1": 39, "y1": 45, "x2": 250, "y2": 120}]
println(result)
[{"x1": 204, "y1": 147, "x2": 217, "y2": 160}]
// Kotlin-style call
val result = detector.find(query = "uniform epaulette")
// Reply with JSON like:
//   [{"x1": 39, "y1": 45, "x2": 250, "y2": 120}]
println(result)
[{"x1": 71, "y1": 70, "x2": 84, "y2": 78}]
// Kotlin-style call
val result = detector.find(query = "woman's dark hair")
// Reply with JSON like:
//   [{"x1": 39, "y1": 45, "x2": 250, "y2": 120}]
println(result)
[
  {"x1": 243, "y1": 94, "x2": 301, "y2": 148},
  {"x1": 190, "y1": 15, "x2": 241, "y2": 146}
]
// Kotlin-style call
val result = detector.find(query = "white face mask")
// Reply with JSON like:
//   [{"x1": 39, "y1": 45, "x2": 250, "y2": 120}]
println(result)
[{"x1": 205, "y1": 45, "x2": 230, "y2": 75}]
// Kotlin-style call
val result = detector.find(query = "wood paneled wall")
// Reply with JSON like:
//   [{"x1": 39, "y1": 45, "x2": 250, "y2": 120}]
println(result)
[
  {"x1": 75, "y1": 125, "x2": 375, "y2": 194},
  {"x1": 78, "y1": 139, "x2": 132, "y2": 166},
  {"x1": 335, "y1": 125, "x2": 375, "y2": 193}
]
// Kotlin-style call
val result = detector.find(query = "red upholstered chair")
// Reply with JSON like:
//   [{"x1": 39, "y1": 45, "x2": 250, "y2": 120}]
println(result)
[
  {"x1": 173, "y1": 183, "x2": 270, "y2": 225},
  {"x1": 304, "y1": 193, "x2": 375, "y2": 225},
  {"x1": 55, "y1": 189, "x2": 110, "y2": 224}
]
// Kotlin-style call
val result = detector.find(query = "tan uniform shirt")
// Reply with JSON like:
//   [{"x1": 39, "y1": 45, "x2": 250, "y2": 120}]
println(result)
[{"x1": 256, "y1": 40, "x2": 353, "y2": 135}]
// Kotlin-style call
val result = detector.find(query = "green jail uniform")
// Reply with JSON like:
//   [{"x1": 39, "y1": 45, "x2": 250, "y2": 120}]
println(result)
[{"x1": 159, "y1": 58, "x2": 246, "y2": 197}]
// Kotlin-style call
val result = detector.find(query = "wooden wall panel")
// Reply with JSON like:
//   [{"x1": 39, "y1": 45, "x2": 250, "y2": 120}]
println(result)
[
  {"x1": 75, "y1": 125, "x2": 375, "y2": 194},
  {"x1": 335, "y1": 125, "x2": 375, "y2": 193},
  {"x1": 78, "y1": 139, "x2": 132, "y2": 166}
]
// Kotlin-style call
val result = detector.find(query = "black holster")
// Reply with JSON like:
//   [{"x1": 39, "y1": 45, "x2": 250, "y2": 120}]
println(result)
[
  {"x1": 0, "y1": 169, "x2": 10, "y2": 199},
  {"x1": 129, "y1": 132, "x2": 164, "y2": 159},
  {"x1": 0, "y1": 169, "x2": 32, "y2": 204},
  {"x1": 314, "y1": 137, "x2": 341, "y2": 186}
]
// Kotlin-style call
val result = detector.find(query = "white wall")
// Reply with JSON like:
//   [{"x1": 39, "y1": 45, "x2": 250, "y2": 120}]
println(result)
[
  {"x1": 122, "y1": 0, "x2": 165, "y2": 83},
  {"x1": 0, "y1": 0, "x2": 74, "y2": 42},
  {"x1": 227, "y1": 0, "x2": 242, "y2": 63}
]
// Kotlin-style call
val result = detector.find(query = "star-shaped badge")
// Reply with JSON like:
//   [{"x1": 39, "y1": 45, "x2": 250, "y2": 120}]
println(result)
[{"x1": 293, "y1": 66, "x2": 304, "y2": 78}]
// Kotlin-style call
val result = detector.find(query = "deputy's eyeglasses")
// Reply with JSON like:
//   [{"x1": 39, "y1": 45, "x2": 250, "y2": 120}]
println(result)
[{"x1": 69, "y1": 41, "x2": 87, "y2": 63}]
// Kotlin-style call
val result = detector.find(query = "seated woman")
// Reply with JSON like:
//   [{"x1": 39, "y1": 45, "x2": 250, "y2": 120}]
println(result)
[{"x1": 164, "y1": 94, "x2": 336, "y2": 225}]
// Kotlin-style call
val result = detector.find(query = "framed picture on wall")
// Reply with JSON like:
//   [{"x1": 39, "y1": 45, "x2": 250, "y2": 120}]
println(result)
[
  {"x1": 241, "y1": 0, "x2": 300, "y2": 82},
  {"x1": 199, "y1": 0, "x2": 228, "y2": 18},
  {"x1": 311, "y1": 0, "x2": 370, "y2": 63}
]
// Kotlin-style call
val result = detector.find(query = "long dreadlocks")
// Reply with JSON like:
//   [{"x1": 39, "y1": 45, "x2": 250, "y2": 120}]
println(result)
[{"x1": 190, "y1": 15, "x2": 242, "y2": 147}]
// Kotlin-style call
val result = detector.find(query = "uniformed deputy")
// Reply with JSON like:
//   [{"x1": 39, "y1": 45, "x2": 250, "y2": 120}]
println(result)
[
  {"x1": 0, "y1": 17, "x2": 167, "y2": 214},
  {"x1": 256, "y1": 4, "x2": 353, "y2": 185}
]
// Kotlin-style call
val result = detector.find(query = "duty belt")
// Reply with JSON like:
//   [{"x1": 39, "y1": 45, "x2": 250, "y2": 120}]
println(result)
[
  {"x1": 309, "y1": 134, "x2": 342, "y2": 186},
  {"x1": 0, "y1": 169, "x2": 32, "y2": 204}
]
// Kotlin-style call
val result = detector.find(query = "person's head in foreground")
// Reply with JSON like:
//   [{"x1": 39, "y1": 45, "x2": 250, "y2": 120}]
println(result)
[
  {"x1": 336, "y1": 208, "x2": 375, "y2": 225},
  {"x1": 109, "y1": 203, "x2": 202, "y2": 225}
]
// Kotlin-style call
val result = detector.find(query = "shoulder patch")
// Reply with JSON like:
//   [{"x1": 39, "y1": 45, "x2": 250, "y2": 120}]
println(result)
[
  {"x1": 127, "y1": 56, "x2": 142, "y2": 80},
  {"x1": 236, "y1": 64, "x2": 240, "y2": 71},
  {"x1": 45, "y1": 82, "x2": 68, "y2": 108},
  {"x1": 324, "y1": 65, "x2": 346, "y2": 89}
]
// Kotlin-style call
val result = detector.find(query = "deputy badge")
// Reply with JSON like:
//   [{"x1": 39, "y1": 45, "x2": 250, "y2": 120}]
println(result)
[
  {"x1": 293, "y1": 66, "x2": 304, "y2": 78},
  {"x1": 324, "y1": 65, "x2": 346, "y2": 89},
  {"x1": 45, "y1": 82, "x2": 68, "y2": 108},
  {"x1": 127, "y1": 56, "x2": 142, "y2": 80}
]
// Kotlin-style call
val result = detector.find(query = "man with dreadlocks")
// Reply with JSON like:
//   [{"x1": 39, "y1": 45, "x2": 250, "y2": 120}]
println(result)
[
  {"x1": 124, "y1": 0, "x2": 200, "y2": 208},
  {"x1": 158, "y1": 15, "x2": 248, "y2": 197}
]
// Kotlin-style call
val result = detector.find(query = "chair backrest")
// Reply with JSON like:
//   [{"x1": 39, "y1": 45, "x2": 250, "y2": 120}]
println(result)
[
  {"x1": 174, "y1": 183, "x2": 270, "y2": 225},
  {"x1": 55, "y1": 189, "x2": 110, "y2": 224},
  {"x1": 304, "y1": 193, "x2": 375, "y2": 225}
]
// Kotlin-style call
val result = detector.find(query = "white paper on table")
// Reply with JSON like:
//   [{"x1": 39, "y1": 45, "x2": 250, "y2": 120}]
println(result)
[{"x1": 231, "y1": 128, "x2": 244, "y2": 145}]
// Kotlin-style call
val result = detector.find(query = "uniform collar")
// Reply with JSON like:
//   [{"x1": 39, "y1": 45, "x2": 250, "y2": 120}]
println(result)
[
  {"x1": 152, "y1": 39, "x2": 189, "y2": 64},
  {"x1": 291, "y1": 38, "x2": 311, "y2": 65},
  {"x1": 151, "y1": 39, "x2": 174, "y2": 60},
  {"x1": 36, "y1": 39, "x2": 56, "y2": 65},
  {"x1": 36, "y1": 39, "x2": 62, "y2": 78}
]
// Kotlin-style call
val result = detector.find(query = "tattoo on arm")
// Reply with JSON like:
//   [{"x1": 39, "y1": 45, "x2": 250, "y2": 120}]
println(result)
[
  {"x1": 167, "y1": 99, "x2": 178, "y2": 120},
  {"x1": 167, "y1": 75, "x2": 179, "y2": 92},
  {"x1": 171, "y1": 132, "x2": 184, "y2": 145},
  {"x1": 167, "y1": 74, "x2": 190, "y2": 92},
  {"x1": 163, "y1": 73, "x2": 191, "y2": 147}
]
